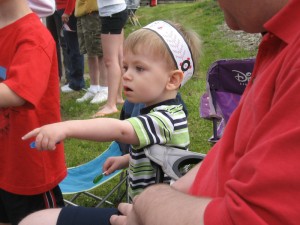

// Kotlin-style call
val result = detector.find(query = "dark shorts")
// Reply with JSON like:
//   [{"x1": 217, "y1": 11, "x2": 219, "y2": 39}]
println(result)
[
  {"x1": 77, "y1": 12, "x2": 103, "y2": 56},
  {"x1": 0, "y1": 186, "x2": 64, "y2": 225},
  {"x1": 101, "y1": 9, "x2": 128, "y2": 34},
  {"x1": 57, "y1": 206, "x2": 119, "y2": 225}
]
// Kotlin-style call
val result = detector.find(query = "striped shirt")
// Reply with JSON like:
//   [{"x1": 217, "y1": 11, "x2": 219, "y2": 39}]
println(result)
[{"x1": 126, "y1": 99, "x2": 189, "y2": 199}]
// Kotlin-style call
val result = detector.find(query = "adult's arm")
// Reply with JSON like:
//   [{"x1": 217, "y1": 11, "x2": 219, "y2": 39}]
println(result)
[
  {"x1": 64, "y1": 0, "x2": 75, "y2": 16},
  {"x1": 0, "y1": 83, "x2": 25, "y2": 108},
  {"x1": 111, "y1": 184, "x2": 212, "y2": 225},
  {"x1": 171, "y1": 162, "x2": 202, "y2": 193}
]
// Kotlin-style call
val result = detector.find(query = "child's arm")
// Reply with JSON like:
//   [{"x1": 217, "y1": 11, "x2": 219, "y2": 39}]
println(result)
[
  {"x1": 0, "y1": 83, "x2": 26, "y2": 108},
  {"x1": 22, "y1": 118, "x2": 139, "y2": 150},
  {"x1": 103, "y1": 154, "x2": 130, "y2": 175}
]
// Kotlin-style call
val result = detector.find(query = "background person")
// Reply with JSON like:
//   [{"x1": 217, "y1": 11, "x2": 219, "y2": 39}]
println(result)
[
  {"x1": 56, "y1": 0, "x2": 86, "y2": 92},
  {"x1": 46, "y1": 11, "x2": 71, "y2": 81},
  {"x1": 92, "y1": 0, "x2": 128, "y2": 117},
  {"x1": 75, "y1": 0, "x2": 109, "y2": 104}
]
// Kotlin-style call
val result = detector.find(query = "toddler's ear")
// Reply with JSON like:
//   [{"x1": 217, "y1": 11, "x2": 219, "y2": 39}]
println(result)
[{"x1": 166, "y1": 70, "x2": 184, "y2": 90}]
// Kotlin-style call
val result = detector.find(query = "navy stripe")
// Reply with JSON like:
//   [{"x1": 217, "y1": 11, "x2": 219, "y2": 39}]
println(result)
[
  {"x1": 139, "y1": 116, "x2": 155, "y2": 143},
  {"x1": 174, "y1": 117, "x2": 187, "y2": 124},
  {"x1": 45, "y1": 191, "x2": 54, "y2": 208},
  {"x1": 130, "y1": 178, "x2": 171, "y2": 190},
  {"x1": 151, "y1": 114, "x2": 171, "y2": 141},
  {"x1": 158, "y1": 110, "x2": 174, "y2": 124},
  {"x1": 145, "y1": 115, "x2": 160, "y2": 144},
  {"x1": 129, "y1": 177, "x2": 156, "y2": 185},
  {"x1": 129, "y1": 165, "x2": 153, "y2": 172},
  {"x1": 130, "y1": 151, "x2": 146, "y2": 160},
  {"x1": 175, "y1": 124, "x2": 188, "y2": 130}
]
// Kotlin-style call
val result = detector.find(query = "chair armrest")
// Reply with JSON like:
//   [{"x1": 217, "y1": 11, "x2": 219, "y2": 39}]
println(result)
[{"x1": 145, "y1": 145, "x2": 205, "y2": 181}]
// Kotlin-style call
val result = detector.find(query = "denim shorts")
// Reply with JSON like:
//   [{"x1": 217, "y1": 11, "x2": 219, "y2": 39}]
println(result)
[
  {"x1": 101, "y1": 9, "x2": 128, "y2": 34},
  {"x1": 77, "y1": 12, "x2": 103, "y2": 56},
  {"x1": 57, "y1": 206, "x2": 119, "y2": 225}
]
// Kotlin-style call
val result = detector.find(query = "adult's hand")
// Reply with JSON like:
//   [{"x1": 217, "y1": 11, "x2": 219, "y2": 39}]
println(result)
[
  {"x1": 110, "y1": 203, "x2": 139, "y2": 225},
  {"x1": 111, "y1": 184, "x2": 211, "y2": 225},
  {"x1": 61, "y1": 13, "x2": 70, "y2": 23}
]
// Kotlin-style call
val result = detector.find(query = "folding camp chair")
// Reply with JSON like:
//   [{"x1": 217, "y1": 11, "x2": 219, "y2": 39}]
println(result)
[
  {"x1": 60, "y1": 141, "x2": 128, "y2": 207},
  {"x1": 145, "y1": 145, "x2": 205, "y2": 183},
  {"x1": 126, "y1": 0, "x2": 141, "y2": 26},
  {"x1": 200, "y1": 58, "x2": 255, "y2": 143}
]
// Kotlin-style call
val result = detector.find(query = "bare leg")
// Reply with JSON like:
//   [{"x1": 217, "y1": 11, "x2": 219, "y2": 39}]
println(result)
[
  {"x1": 92, "y1": 31, "x2": 124, "y2": 117},
  {"x1": 88, "y1": 55, "x2": 100, "y2": 86},
  {"x1": 76, "y1": 55, "x2": 100, "y2": 103},
  {"x1": 89, "y1": 56, "x2": 109, "y2": 104},
  {"x1": 19, "y1": 209, "x2": 61, "y2": 225},
  {"x1": 117, "y1": 31, "x2": 124, "y2": 105},
  {"x1": 99, "y1": 56, "x2": 107, "y2": 87}
]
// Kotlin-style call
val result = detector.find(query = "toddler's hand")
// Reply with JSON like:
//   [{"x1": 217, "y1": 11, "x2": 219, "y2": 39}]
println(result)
[
  {"x1": 103, "y1": 155, "x2": 129, "y2": 175},
  {"x1": 22, "y1": 123, "x2": 65, "y2": 150}
]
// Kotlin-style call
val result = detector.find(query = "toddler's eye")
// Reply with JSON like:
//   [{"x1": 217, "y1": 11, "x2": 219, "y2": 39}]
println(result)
[
  {"x1": 136, "y1": 66, "x2": 144, "y2": 72},
  {"x1": 122, "y1": 65, "x2": 128, "y2": 72}
]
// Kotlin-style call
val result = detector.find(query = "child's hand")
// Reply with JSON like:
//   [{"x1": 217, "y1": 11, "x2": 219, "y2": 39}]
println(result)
[
  {"x1": 22, "y1": 123, "x2": 66, "y2": 150},
  {"x1": 103, "y1": 155, "x2": 129, "y2": 175}
]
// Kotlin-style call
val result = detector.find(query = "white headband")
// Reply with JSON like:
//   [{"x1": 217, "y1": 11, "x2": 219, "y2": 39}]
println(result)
[{"x1": 143, "y1": 20, "x2": 194, "y2": 86}]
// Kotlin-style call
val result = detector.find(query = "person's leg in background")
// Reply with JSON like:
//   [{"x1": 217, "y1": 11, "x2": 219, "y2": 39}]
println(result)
[
  {"x1": 57, "y1": 9, "x2": 85, "y2": 92},
  {"x1": 46, "y1": 14, "x2": 62, "y2": 80},
  {"x1": 52, "y1": 10, "x2": 71, "y2": 85},
  {"x1": 51, "y1": 10, "x2": 71, "y2": 84},
  {"x1": 117, "y1": 31, "x2": 125, "y2": 104},
  {"x1": 76, "y1": 12, "x2": 108, "y2": 104},
  {"x1": 88, "y1": 55, "x2": 108, "y2": 104},
  {"x1": 93, "y1": 9, "x2": 128, "y2": 117}
]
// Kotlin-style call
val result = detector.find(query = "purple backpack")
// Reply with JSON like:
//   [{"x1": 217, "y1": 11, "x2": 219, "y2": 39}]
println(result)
[{"x1": 200, "y1": 58, "x2": 255, "y2": 143}]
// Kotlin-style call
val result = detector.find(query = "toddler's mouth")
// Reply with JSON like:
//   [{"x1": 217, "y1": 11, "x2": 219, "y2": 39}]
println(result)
[{"x1": 124, "y1": 86, "x2": 133, "y2": 92}]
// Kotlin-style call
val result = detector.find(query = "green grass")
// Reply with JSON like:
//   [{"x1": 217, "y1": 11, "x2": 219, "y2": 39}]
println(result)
[{"x1": 61, "y1": 0, "x2": 258, "y2": 206}]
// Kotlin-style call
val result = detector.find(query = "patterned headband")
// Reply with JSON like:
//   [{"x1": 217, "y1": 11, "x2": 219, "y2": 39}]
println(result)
[{"x1": 143, "y1": 20, "x2": 194, "y2": 86}]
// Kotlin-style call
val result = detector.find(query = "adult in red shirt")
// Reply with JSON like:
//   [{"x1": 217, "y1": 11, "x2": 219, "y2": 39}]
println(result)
[
  {"x1": 18, "y1": 0, "x2": 300, "y2": 225},
  {"x1": 0, "y1": 0, "x2": 67, "y2": 224},
  {"x1": 128, "y1": 0, "x2": 300, "y2": 224}
]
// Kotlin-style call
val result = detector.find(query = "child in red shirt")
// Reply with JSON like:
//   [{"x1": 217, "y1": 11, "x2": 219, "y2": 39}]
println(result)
[{"x1": 0, "y1": 1, "x2": 67, "y2": 224}]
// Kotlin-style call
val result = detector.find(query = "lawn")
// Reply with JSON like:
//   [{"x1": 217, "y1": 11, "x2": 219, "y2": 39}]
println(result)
[{"x1": 61, "y1": 0, "x2": 258, "y2": 206}]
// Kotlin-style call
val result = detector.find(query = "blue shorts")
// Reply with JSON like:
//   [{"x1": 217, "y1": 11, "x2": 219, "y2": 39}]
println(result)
[
  {"x1": 101, "y1": 9, "x2": 128, "y2": 34},
  {"x1": 57, "y1": 206, "x2": 119, "y2": 225}
]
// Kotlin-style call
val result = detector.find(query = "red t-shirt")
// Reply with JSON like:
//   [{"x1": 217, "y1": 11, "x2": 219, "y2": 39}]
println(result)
[
  {"x1": 0, "y1": 13, "x2": 67, "y2": 195},
  {"x1": 189, "y1": 0, "x2": 300, "y2": 224}
]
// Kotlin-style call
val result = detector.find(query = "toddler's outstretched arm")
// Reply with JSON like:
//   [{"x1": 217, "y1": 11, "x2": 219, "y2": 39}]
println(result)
[{"x1": 22, "y1": 118, "x2": 139, "y2": 150}]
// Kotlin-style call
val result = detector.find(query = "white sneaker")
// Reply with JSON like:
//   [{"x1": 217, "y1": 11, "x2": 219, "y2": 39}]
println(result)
[
  {"x1": 90, "y1": 90, "x2": 108, "y2": 104},
  {"x1": 61, "y1": 84, "x2": 75, "y2": 93},
  {"x1": 76, "y1": 89, "x2": 96, "y2": 103}
]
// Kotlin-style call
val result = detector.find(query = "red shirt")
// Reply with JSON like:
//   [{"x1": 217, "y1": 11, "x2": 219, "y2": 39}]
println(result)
[
  {"x1": 0, "y1": 13, "x2": 67, "y2": 195},
  {"x1": 55, "y1": 0, "x2": 75, "y2": 15},
  {"x1": 189, "y1": 0, "x2": 300, "y2": 224}
]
